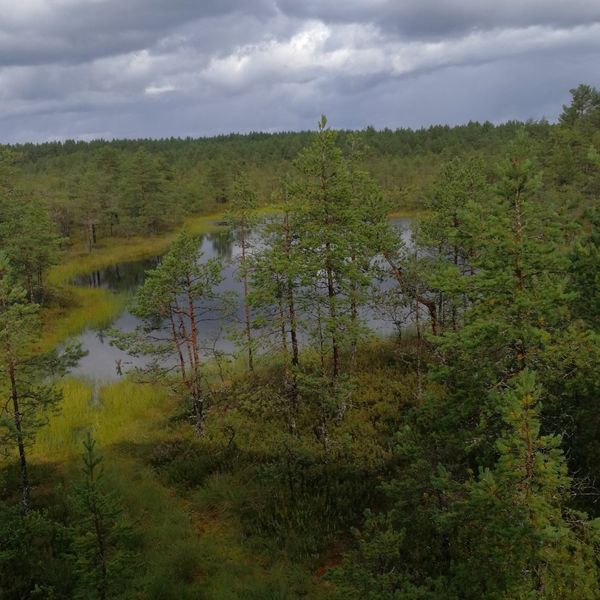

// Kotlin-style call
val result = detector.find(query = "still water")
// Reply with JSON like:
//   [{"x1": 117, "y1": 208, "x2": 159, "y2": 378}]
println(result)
[{"x1": 68, "y1": 218, "x2": 413, "y2": 381}]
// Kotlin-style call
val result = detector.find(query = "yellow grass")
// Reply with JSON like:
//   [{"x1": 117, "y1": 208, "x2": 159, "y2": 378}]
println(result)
[
  {"x1": 49, "y1": 213, "x2": 224, "y2": 285},
  {"x1": 33, "y1": 378, "x2": 174, "y2": 462},
  {"x1": 40, "y1": 213, "x2": 226, "y2": 351}
]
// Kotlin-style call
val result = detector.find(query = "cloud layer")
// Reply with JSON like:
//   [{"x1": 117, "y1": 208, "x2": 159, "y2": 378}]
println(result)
[{"x1": 0, "y1": 0, "x2": 599, "y2": 142}]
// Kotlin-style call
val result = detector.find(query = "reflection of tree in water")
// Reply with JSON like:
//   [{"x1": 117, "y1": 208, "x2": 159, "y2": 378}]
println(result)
[
  {"x1": 207, "y1": 230, "x2": 235, "y2": 260},
  {"x1": 75, "y1": 256, "x2": 161, "y2": 291}
]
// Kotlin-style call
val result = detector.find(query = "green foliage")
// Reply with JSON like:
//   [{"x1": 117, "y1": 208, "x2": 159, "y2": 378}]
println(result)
[
  {"x1": 0, "y1": 195, "x2": 60, "y2": 302},
  {"x1": 570, "y1": 209, "x2": 600, "y2": 327},
  {"x1": 443, "y1": 371, "x2": 600, "y2": 599},
  {"x1": 71, "y1": 434, "x2": 136, "y2": 600},
  {"x1": 0, "y1": 501, "x2": 75, "y2": 599},
  {"x1": 3, "y1": 87, "x2": 600, "y2": 598}
]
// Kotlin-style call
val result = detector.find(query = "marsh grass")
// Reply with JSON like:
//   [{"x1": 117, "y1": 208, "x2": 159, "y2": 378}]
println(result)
[
  {"x1": 40, "y1": 213, "x2": 226, "y2": 352},
  {"x1": 40, "y1": 287, "x2": 128, "y2": 352},
  {"x1": 49, "y1": 214, "x2": 224, "y2": 285},
  {"x1": 30, "y1": 373, "x2": 327, "y2": 599},
  {"x1": 33, "y1": 378, "x2": 174, "y2": 462}
]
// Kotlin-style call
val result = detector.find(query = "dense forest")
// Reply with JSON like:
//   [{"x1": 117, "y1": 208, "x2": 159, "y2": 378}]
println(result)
[{"x1": 1, "y1": 84, "x2": 600, "y2": 599}]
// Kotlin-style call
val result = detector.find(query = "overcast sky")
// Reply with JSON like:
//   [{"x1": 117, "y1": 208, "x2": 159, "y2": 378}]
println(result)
[{"x1": 1, "y1": 0, "x2": 599, "y2": 142}]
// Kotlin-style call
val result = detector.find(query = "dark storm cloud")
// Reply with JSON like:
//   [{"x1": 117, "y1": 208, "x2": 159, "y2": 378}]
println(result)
[
  {"x1": 0, "y1": 0, "x2": 599, "y2": 142},
  {"x1": 275, "y1": 0, "x2": 600, "y2": 38}
]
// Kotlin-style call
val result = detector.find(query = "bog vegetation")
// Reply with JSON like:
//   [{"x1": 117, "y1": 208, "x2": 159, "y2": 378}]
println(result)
[{"x1": 1, "y1": 85, "x2": 600, "y2": 598}]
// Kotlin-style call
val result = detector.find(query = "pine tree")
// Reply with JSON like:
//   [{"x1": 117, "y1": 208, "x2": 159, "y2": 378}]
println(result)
[
  {"x1": 430, "y1": 146, "x2": 571, "y2": 468},
  {"x1": 570, "y1": 208, "x2": 600, "y2": 328},
  {"x1": 445, "y1": 371, "x2": 600, "y2": 599},
  {"x1": 112, "y1": 231, "x2": 227, "y2": 434},
  {"x1": 121, "y1": 148, "x2": 172, "y2": 234},
  {"x1": 72, "y1": 434, "x2": 135, "y2": 600},
  {"x1": 290, "y1": 116, "x2": 352, "y2": 378},
  {"x1": 416, "y1": 155, "x2": 487, "y2": 332},
  {"x1": 0, "y1": 195, "x2": 60, "y2": 303},
  {"x1": 227, "y1": 172, "x2": 258, "y2": 373},
  {"x1": 0, "y1": 500, "x2": 75, "y2": 598},
  {"x1": 290, "y1": 116, "x2": 385, "y2": 379},
  {"x1": 247, "y1": 185, "x2": 304, "y2": 430},
  {"x1": 95, "y1": 146, "x2": 122, "y2": 238},
  {"x1": 0, "y1": 256, "x2": 80, "y2": 510}
]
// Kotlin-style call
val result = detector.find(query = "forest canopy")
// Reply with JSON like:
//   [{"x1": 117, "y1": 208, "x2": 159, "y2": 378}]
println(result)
[{"x1": 1, "y1": 84, "x2": 600, "y2": 599}]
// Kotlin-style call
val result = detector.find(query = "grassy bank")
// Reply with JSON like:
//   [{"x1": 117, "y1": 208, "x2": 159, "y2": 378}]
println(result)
[
  {"x1": 49, "y1": 213, "x2": 225, "y2": 285},
  {"x1": 41, "y1": 213, "x2": 225, "y2": 351}
]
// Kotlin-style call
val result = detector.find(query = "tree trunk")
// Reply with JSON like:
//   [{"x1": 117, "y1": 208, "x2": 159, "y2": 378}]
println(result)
[
  {"x1": 511, "y1": 165, "x2": 526, "y2": 370},
  {"x1": 186, "y1": 285, "x2": 205, "y2": 436},
  {"x1": 8, "y1": 353, "x2": 30, "y2": 511},
  {"x1": 350, "y1": 255, "x2": 359, "y2": 368},
  {"x1": 191, "y1": 393, "x2": 205, "y2": 436},
  {"x1": 281, "y1": 208, "x2": 301, "y2": 431},
  {"x1": 325, "y1": 256, "x2": 339, "y2": 378},
  {"x1": 283, "y1": 211, "x2": 299, "y2": 368},
  {"x1": 277, "y1": 295, "x2": 288, "y2": 356},
  {"x1": 513, "y1": 185, "x2": 524, "y2": 292},
  {"x1": 91, "y1": 505, "x2": 108, "y2": 600},
  {"x1": 169, "y1": 311, "x2": 187, "y2": 381},
  {"x1": 315, "y1": 287, "x2": 326, "y2": 375},
  {"x1": 384, "y1": 253, "x2": 438, "y2": 336},
  {"x1": 287, "y1": 281, "x2": 299, "y2": 368},
  {"x1": 240, "y1": 217, "x2": 254, "y2": 373}
]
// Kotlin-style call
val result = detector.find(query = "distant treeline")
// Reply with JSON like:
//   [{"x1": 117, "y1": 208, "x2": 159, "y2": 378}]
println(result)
[{"x1": 1, "y1": 84, "x2": 598, "y2": 296}]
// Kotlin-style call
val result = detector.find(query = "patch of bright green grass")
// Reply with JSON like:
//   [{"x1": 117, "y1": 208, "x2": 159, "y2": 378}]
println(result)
[
  {"x1": 49, "y1": 213, "x2": 224, "y2": 285},
  {"x1": 41, "y1": 213, "x2": 226, "y2": 351},
  {"x1": 33, "y1": 378, "x2": 174, "y2": 462}
]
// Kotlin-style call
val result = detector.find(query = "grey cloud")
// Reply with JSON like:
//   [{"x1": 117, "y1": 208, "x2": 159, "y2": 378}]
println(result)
[
  {"x1": 0, "y1": 0, "x2": 599, "y2": 142},
  {"x1": 275, "y1": 0, "x2": 600, "y2": 38},
  {"x1": 0, "y1": 0, "x2": 275, "y2": 66}
]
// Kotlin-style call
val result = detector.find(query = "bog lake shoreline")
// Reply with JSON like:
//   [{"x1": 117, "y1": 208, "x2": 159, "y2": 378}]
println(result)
[{"x1": 44, "y1": 211, "x2": 415, "y2": 382}]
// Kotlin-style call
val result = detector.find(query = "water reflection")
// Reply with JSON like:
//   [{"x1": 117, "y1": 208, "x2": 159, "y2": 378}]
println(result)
[
  {"x1": 72, "y1": 257, "x2": 161, "y2": 291},
  {"x1": 207, "y1": 230, "x2": 236, "y2": 261},
  {"x1": 68, "y1": 218, "x2": 413, "y2": 381}
]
